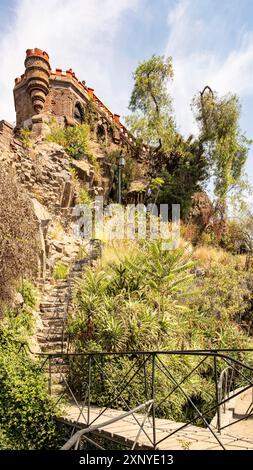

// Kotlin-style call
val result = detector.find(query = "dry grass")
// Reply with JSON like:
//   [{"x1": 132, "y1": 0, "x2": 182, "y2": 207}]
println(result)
[
  {"x1": 193, "y1": 245, "x2": 231, "y2": 268},
  {"x1": 101, "y1": 240, "x2": 140, "y2": 267}
]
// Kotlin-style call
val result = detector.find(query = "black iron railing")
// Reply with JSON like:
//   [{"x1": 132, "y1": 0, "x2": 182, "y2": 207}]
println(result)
[{"x1": 18, "y1": 345, "x2": 253, "y2": 450}]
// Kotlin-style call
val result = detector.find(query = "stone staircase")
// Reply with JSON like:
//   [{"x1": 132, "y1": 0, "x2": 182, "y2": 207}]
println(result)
[
  {"x1": 35, "y1": 238, "x2": 101, "y2": 396},
  {"x1": 37, "y1": 278, "x2": 69, "y2": 353},
  {"x1": 37, "y1": 258, "x2": 89, "y2": 354},
  {"x1": 211, "y1": 385, "x2": 253, "y2": 436},
  {"x1": 35, "y1": 256, "x2": 92, "y2": 396}
]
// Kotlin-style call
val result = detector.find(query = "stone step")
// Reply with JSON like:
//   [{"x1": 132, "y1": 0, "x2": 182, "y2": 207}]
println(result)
[
  {"x1": 44, "y1": 283, "x2": 68, "y2": 290},
  {"x1": 40, "y1": 312, "x2": 65, "y2": 320},
  {"x1": 38, "y1": 331, "x2": 64, "y2": 339},
  {"x1": 41, "y1": 289, "x2": 66, "y2": 295},
  {"x1": 40, "y1": 300, "x2": 67, "y2": 306},
  {"x1": 43, "y1": 278, "x2": 68, "y2": 285},
  {"x1": 44, "y1": 356, "x2": 69, "y2": 365},
  {"x1": 45, "y1": 364, "x2": 69, "y2": 374},
  {"x1": 41, "y1": 318, "x2": 64, "y2": 327},
  {"x1": 48, "y1": 372, "x2": 68, "y2": 385},
  {"x1": 40, "y1": 299, "x2": 66, "y2": 305},
  {"x1": 40, "y1": 325, "x2": 65, "y2": 333},
  {"x1": 38, "y1": 333, "x2": 65, "y2": 343},
  {"x1": 50, "y1": 383, "x2": 66, "y2": 397},
  {"x1": 40, "y1": 305, "x2": 65, "y2": 313},
  {"x1": 41, "y1": 289, "x2": 67, "y2": 296},
  {"x1": 40, "y1": 300, "x2": 66, "y2": 307},
  {"x1": 40, "y1": 342, "x2": 66, "y2": 353}
]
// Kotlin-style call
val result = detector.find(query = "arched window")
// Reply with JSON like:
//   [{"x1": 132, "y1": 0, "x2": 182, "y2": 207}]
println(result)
[{"x1": 74, "y1": 102, "x2": 84, "y2": 124}]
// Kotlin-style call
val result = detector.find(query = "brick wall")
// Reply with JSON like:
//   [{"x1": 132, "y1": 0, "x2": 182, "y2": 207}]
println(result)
[{"x1": 14, "y1": 85, "x2": 34, "y2": 128}]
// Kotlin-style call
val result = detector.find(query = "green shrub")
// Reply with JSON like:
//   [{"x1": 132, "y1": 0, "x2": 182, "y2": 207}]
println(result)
[
  {"x1": 53, "y1": 261, "x2": 69, "y2": 281},
  {"x1": 0, "y1": 293, "x2": 61, "y2": 449},
  {"x1": 67, "y1": 353, "x2": 215, "y2": 423},
  {"x1": 79, "y1": 188, "x2": 92, "y2": 204},
  {"x1": 0, "y1": 343, "x2": 60, "y2": 449},
  {"x1": 0, "y1": 307, "x2": 35, "y2": 341},
  {"x1": 19, "y1": 128, "x2": 32, "y2": 148},
  {"x1": 47, "y1": 123, "x2": 95, "y2": 163},
  {"x1": 19, "y1": 279, "x2": 38, "y2": 309}
]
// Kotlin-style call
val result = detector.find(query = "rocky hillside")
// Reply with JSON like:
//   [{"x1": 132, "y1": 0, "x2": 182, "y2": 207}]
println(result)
[{"x1": 0, "y1": 129, "x2": 100, "y2": 352}]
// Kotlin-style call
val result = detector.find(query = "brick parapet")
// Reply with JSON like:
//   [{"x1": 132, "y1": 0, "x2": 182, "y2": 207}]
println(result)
[{"x1": 0, "y1": 120, "x2": 14, "y2": 147}]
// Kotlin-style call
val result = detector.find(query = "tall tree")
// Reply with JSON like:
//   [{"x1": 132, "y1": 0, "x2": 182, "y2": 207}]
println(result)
[
  {"x1": 125, "y1": 55, "x2": 207, "y2": 217},
  {"x1": 193, "y1": 87, "x2": 252, "y2": 216},
  {"x1": 125, "y1": 54, "x2": 175, "y2": 152}
]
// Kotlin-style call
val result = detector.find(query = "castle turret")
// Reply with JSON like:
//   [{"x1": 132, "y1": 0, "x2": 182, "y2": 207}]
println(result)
[
  {"x1": 24, "y1": 48, "x2": 51, "y2": 114},
  {"x1": 14, "y1": 49, "x2": 51, "y2": 128}
]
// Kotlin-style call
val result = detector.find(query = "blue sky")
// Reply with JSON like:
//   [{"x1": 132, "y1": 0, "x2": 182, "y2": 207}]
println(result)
[{"x1": 0, "y1": 0, "x2": 253, "y2": 189}]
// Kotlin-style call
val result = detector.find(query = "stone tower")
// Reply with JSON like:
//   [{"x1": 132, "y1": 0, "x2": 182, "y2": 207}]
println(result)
[
  {"x1": 14, "y1": 48, "x2": 51, "y2": 129},
  {"x1": 24, "y1": 48, "x2": 51, "y2": 114}
]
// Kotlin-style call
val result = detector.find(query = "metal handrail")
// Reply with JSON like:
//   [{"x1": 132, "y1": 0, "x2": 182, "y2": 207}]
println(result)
[
  {"x1": 19, "y1": 343, "x2": 253, "y2": 356},
  {"x1": 218, "y1": 366, "x2": 234, "y2": 413},
  {"x1": 61, "y1": 260, "x2": 74, "y2": 353},
  {"x1": 61, "y1": 400, "x2": 154, "y2": 450}
]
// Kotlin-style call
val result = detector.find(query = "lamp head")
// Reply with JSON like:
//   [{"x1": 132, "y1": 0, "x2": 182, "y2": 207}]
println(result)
[{"x1": 118, "y1": 152, "x2": 125, "y2": 167}]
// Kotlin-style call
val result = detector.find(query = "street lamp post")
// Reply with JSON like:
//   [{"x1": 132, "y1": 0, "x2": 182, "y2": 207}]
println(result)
[{"x1": 117, "y1": 152, "x2": 125, "y2": 204}]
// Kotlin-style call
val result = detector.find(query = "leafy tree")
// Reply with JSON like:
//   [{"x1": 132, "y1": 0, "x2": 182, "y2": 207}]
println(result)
[
  {"x1": 125, "y1": 54, "x2": 175, "y2": 152},
  {"x1": 125, "y1": 55, "x2": 208, "y2": 217},
  {"x1": 193, "y1": 86, "x2": 252, "y2": 216},
  {"x1": 154, "y1": 136, "x2": 208, "y2": 217}
]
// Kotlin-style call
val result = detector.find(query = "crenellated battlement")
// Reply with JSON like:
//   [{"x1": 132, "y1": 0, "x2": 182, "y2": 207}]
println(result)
[
  {"x1": 26, "y1": 48, "x2": 50, "y2": 61},
  {"x1": 13, "y1": 49, "x2": 149, "y2": 152}
]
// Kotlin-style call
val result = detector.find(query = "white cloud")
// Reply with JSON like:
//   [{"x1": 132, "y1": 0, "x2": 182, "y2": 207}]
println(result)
[
  {"x1": 0, "y1": 0, "x2": 140, "y2": 123},
  {"x1": 165, "y1": 0, "x2": 253, "y2": 136}
]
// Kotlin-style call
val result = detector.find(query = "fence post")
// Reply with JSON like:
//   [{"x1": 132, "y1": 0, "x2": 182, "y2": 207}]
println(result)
[
  {"x1": 214, "y1": 352, "x2": 221, "y2": 433},
  {"x1": 152, "y1": 353, "x2": 156, "y2": 449},
  {"x1": 48, "y1": 356, "x2": 52, "y2": 396},
  {"x1": 143, "y1": 354, "x2": 149, "y2": 402},
  {"x1": 87, "y1": 355, "x2": 92, "y2": 425}
]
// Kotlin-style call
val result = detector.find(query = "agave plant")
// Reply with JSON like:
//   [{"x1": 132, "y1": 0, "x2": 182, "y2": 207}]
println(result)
[
  {"x1": 106, "y1": 261, "x2": 144, "y2": 299},
  {"x1": 96, "y1": 313, "x2": 126, "y2": 352},
  {"x1": 129, "y1": 240, "x2": 195, "y2": 314}
]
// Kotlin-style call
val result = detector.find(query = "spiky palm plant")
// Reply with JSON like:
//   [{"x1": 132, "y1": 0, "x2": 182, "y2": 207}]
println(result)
[{"x1": 129, "y1": 240, "x2": 194, "y2": 314}]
